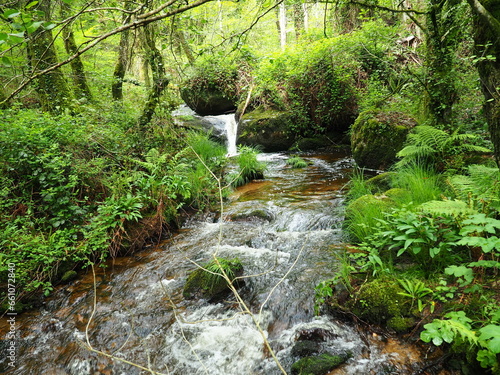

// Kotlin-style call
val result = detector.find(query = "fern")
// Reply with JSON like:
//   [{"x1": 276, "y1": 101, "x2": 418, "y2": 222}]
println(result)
[
  {"x1": 396, "y1": 126, "x2": 491, "y2": 168},
  {"x1": 418, "y1": 199, "x2": 477, "y2": 217},
  {"x1": 448, "y1": 165, "x2": 500, "y2": 213}
]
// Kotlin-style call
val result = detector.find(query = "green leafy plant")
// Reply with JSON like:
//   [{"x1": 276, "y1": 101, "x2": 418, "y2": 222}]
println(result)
[
  {"x1": 397, "y1": 278, "x2": 433, "y2": 312},
  {"x1": 396, "y1": 125, "x2": 490, "y2": 170},
  {"x1": 286, "y1": 155, "x2": 308, "y2": 169}
]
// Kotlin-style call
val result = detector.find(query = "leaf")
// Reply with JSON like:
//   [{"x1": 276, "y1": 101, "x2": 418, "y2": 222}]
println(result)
[
  {"x1": 4, "y1": 9, "x2": 21, "y2": 18},
  {"x1": 479, "y1": 325, "x2": 500, "y2": 353},
  {"x1": 8, "y1": 33, "x2": 24, "y2": 44},
  {"x1": 42, "y1": 22, "x2": 56, "y2": 30},
  {"x1": 1, "y1": 56, "x2": 12, "y2": 67},
  {"x1": 25, "y1": 1, "x2": 39, "y2": 9}
]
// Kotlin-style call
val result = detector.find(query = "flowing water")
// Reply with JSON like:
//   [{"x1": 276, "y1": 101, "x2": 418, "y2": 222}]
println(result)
[{"x1": 1, "y1": 149, "x2": 436, "y2": 375}]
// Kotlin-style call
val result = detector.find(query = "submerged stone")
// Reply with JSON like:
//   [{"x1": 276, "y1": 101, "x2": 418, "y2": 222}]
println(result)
[{"x1": 291, "y1": 353, "x2": 350, "y2": 375}]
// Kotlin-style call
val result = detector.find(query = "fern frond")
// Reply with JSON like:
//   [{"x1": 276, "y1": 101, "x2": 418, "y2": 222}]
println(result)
[
  {"x1": 418, "y1": 199, "x2": 477, "y2": 217},
  {"x1": 414, "y1": 126, "x2": 449, "y2": 150}
]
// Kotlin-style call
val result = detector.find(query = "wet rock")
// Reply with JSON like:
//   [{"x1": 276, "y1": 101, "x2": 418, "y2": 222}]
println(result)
[
  {"x1": 296, "y1": 327, "x2": 337, "y2": 342},
  {"x1": 350, "y1": 110, "x2": 416, "y2": 170},
  {"x1": 61, "y1": 270, "x2": 77, "y2": 283},
  {"x1": 183, "y1": 258, "x2": 243, "y2": 301},
  {"x1": 348, "y1": 278, "x2": 409, "y2": 325},
  {"x1": 228, "y1": 209, "x2": 275, "y2": 223},
  {"x1": 291, "y1": 340, "x2": 322, "y2": 357},
  {"x1": 237, "y1": 107, "x2": 296, "y2": 152},
  {"x1": 291, "y1": 353, "x2": 351, "y2": 375}
]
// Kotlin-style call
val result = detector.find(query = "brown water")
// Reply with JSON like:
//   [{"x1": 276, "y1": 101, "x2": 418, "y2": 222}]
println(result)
[{"x1": 1, "y1": 152, "x2": 445, "y2": 375}]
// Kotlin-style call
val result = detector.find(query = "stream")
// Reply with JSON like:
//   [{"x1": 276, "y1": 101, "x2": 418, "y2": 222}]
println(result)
[{"x1": 1, "y1": 114, "x2": 436, "y2": 375}]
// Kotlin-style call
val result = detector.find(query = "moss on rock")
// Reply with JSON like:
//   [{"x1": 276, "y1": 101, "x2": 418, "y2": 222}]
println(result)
[
  {"x1": 348, "y1": 278, "x2": 409, "y2": 325},
  {"x1": 237, "y1": 107, "x2": 296, "y2": 152},
  {"x1": 291, "y1": 353, "x2": 351, "y2": 375},
  {"x1": 183, "y1": 258, "x2": 243, "y2": 300},
  {"x1": 350, "y1": 110, "x2": 416, "y2": 170},
  {"x1": 387, "y1": 316, "x2": 416, "y2": 333}
]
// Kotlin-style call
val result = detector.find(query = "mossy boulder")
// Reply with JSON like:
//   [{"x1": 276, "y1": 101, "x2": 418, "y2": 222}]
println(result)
[
  {"x1": 180, "y1": 63, "x2": 238, "y2": 116},
  {"x1": 180, "y1": 86, "x2": 237, "y2": 116},
  {"x1": 350, "y1": 110, "x2": 416, "y2": 170},
  {"x1": 383, "y1": 188, "x2": 412, "y2": 202},
  {"x1": 387, "y1": 316, "x2": 416, "y2": 333},
  {"x1": 348, "y1": 278, "x2": 409, "y2": 325},
  {"x1": 344, "y1": 193, "x2": 395, "y2": 222},
  {"x1": 365, "y1": 172, "x2": 395, "y2": 193},
  {"x1": 183, "y1": 258, "x2": 243, "y2": 300},
  {"x1": 291, "y1": 353, "x2": 351, "y2": 375},
  {"x1": 237, "y1": 107, "x2": 296, "y2": 152}
]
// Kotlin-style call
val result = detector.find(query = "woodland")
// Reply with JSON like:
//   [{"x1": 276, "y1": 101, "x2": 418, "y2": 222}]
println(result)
[{"x1": 1, "y1": 0, "x2": 500, "y2": 373}]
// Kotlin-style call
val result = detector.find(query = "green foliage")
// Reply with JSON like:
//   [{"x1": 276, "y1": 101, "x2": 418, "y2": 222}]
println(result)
[
  {"x1": 447, "y1": 165, "x2": 500, "y2": 214},
  {"x1": 396, "y1": 125, "x2": 490, "y2": 170},
  {"x1": 421, "y1": 311, "x2": 500, "y2": 371},
  {"x1": 397, "y1": 278, "x2": 433, "y2": 312},
  {"x1": 458, "y1": 214, "x2": 500, "y2": 253},
  {"x1": 390, "y1": 162, "x2": 444, "y2": 205},
  {"x1": 286, "y1": 155, "x2": 308, "y2": 169},
  {"x1": 421, "y1": 311, "x2": 478, "y2": 346},
  {"x1": 0, "y1": 108, "x2": 231, "y2": 304},
  {"x1": 227, "y1": 146, "x2": 266, "y2": 187}
]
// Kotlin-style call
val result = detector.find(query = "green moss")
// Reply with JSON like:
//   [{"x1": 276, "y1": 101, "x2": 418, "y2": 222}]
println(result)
[
  {"x1": 60, "y1": 270, "x2": 77, "y2": 283},
  {"x1": 183, "y1": 258, "x2": 243, "y2": 300},
  {"x1": 350, "y1": 110, "x2": 416, "y2": 170},
  {"x1": 365, "y1": 172, "x2": 395, "y2": 193},
  {"x1": 349, "y1": 279, "x2": 409, "y2": 325},
  {"x1": 291, "y1": 353, "x2": 351, "y2": 375},
  {"x1": 387, "y1": 316, "x2": 416, "y2": 333},
  {"x1": 383, "y1": 188, "x2": 412, "y2": 203}
]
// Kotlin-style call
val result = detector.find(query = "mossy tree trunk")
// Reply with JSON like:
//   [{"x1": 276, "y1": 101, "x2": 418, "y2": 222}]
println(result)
[
  {"x1": 423, "y1": 0, "x2": 461, "y2": 128},
  {"x1": 467, "y1": 0, "x2": 500, "y2": 166},
  {"x1": 27, "y1": 0, "x2": 71, "y2": 113},
  {"x1": 60, "y1": 2, "x2": 93, "y2": 102},
  {"x1": 136, "y1": 23, "x2": 169, "y2": 128},
  {"x1": 111, "y1": 1, "x2": 133, "y2": 101}
]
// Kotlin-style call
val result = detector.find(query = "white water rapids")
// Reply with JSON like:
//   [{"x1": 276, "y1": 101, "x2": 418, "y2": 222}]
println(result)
[{"x1": 1, "y1": 150, "x2": 428, "y2": 375}]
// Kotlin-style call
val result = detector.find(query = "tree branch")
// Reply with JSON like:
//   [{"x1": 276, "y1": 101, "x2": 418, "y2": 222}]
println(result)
[
  {"x1": 466, "y1": 0, "x2": 500, "y2": 36},
  {"x1": 0, "y1": 0, "x2": 215, "y2": 106}
]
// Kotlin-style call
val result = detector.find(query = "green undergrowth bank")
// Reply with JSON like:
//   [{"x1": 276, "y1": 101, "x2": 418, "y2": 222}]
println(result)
[
  {"x1": 316, "y1": 160, "x2": 500, "y2": 374},
  {"x1": 0, "y1": 107, "x2": 264, "y2": 311}
]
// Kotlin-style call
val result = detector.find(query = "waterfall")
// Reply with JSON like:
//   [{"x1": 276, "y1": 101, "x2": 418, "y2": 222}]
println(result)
[
  {"x1": 223, "y1": 113, "x2": 238, "y2": 156},
  {"x1": 202, "y1": 113, "x2": 238, "y2": 156}
]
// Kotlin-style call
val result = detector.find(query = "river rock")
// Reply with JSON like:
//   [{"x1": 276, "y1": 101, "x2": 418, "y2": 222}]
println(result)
[
  {"x1": 350, "y1": 110, "x2": 416, "y2": 170},
  {"x1": 183, "y1": 258, "x2": 243, "y2": 301},
  {"x1": 291, "y1": 353, "x2": 351, "y2": 375},
  {"x1": 180, "y1": 86, "x2": 237, "y2": 116},
  {"x1": 237, "y1": 107, "x2": 296, "y2": 152}
]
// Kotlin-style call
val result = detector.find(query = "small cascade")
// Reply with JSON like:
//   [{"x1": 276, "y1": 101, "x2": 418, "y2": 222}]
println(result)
[
  {"x1": 223, "y1": 113, "x2": 238, "y2": 156},
  {"x1": 171, "y1": 105, "x2": 238, "y2": 155},
  {"x1": 203, "y1": 113, "x2": 238, "y2": 155},
  {"x1": 2, "y1": 152, "x2": 436, "y2": 375}
]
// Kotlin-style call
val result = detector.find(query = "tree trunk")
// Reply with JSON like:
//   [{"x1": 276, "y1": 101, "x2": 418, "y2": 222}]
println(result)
[
  {"x1": 61, "y1": 3, "x2": 93, "y2": 102},
  {"x1": 279, "y1": 2, "x2": 287, "y2": 49},
  {"x1": 137, "y1": 23, "x2": 169, "y2": 129},
  {"x1": 111, "y1": 1, "x2": 133, "y2": 101},
  {"x1": 292, "y1": 2, "x2": 305, "y2": 40},
  {"x1": 467, "y1": 0, "x2": 500, "y2": 165},
  {"x1": 423, "y1": 0, "x2": 460, "y2": 128},
  {"x1": 28, "y1": 0, "x2": 71, "y2": 113}
]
